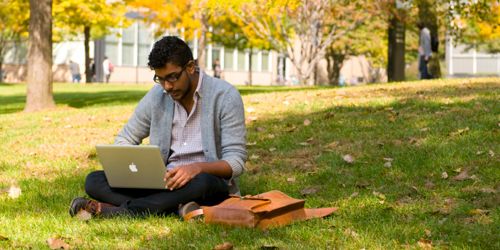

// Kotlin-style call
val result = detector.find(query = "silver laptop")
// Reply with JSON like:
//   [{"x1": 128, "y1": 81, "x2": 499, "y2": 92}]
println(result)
[{"x1": 96, "y1": 144, "x2": 167, "y2": 189}]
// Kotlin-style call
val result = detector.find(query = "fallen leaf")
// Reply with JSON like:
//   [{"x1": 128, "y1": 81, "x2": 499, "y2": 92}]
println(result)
[
  {"x1": 213, "y1": 242, "x2": 233, "y2": 250},
  {"x1": 479, "y1": 188, "x2": 496, "y2": 194},
  {"x1": 303, "y1": 119, "x2": 311, "y2": 126},
  {"x1": 256, "y1": 127, "x2": 265, "y2": 132},
  {"x1": 420, "y1": 127, "x2": 430, "y2": 132},
  {"x1": 424, "y1": 229, "x2": 432, "y2": 237},
  {"x1": 246, "y1": 141, "x2": 257, "y2": 146},
  {"x1": 488, "y1": 150, "x2": 495, "y2": 157},
  {"x1": 384, "y1": 161, "x2": 392, "y2": 168},
  {"x1": 267, "y1": 134, "x2": 275, "y2": 139},
  {"x1": 343, "y1": 228, "x2": 358, "y2": 238},
  {"x1": 75, "y1": 210, "x2": 92, "y2": 221},
  {"x1": 417, "y1": 238, "x2": 432, "y2": 249},
  {"x1": 449, "y1": 127, "x2": 469, "y2": 136},
  {"x1": 342, "y1": 154, "x2": 355, "y2": 164},
  {"x1": 282, "y1": 100, "x2": 290, "y2": 106},
  {"x1": 285, "y1": 125, "x2": 297, "y2": 132},
  {"x1": 246, "y1": 107, "x2": 255, "y2": 113},
  {"x1": 469, "y1": 209, "x2": 489, "y2": 215},
  {"x1": 441, "y1": 172, "x2": 448, "y2": 179},
  {"x1": 47, "y1": 237, "x2": 70, "y2": 250},
  {"x1": 0, "y1": 235, "x2": 8, "y2": 241},
  {"x1": 300, "y1": 187, "x2": 319, "y2": 196},
  {"x1": 349, "y1": 192, "x2": 359, "y2": 198},
  {"x1": 287, "y1": 177, "x2": 296, "y2": 183},
  {"x1": 268, "y1": 147, "x2": 276, "y2": 152},
  {"x1": 453, "y1": 168, "x2": 462, "y2": 173},
  {"x1": 355, "y1": 180, "x2": 370, "y2": 188},
  {"x1": 383, "y1": 157, "x2": 394, "y2": 162},
  {"x1": 453, "y1": 169, "x2": 470, "y2": 181},
  {"x1": 476, "y1": 151, "x2": 484, "y2": 155},
  {"x1": 424, "y1": 180, "x2": 435, "y2": 189},
  {"x1": 298, "y1": 142, "x2": 310, "y2": 146},
  {"x1": 372, "y1": 191, "x2": 386, "y2": 200},
  {"x1": 249, "y1": 154, "x2": 260, "y2": 161},
  {"x1": 7, "y1": 186, "x2": 21, "y2": 199},
  {"x1": 324, "y1": 141, "x2": 339, "y2": 149}
]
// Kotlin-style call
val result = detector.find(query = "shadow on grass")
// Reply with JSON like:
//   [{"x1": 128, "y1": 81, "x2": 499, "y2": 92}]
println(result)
[{"x1": 0, "y1": 85, "x2": 330, "y2": 115}]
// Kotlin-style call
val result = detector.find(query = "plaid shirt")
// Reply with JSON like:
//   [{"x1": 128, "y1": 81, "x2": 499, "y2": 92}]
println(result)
[{"x1": 167, "y1": 71, "x2": 205, "y2": 169}]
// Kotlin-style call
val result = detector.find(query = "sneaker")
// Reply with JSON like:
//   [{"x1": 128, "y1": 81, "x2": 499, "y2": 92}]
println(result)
[
  {"x1": 69, "y1": 197, "x2": 100, "y2": 217},
  {"x1": 178, "y1": 201, "x2": 202, "y2": 220}
]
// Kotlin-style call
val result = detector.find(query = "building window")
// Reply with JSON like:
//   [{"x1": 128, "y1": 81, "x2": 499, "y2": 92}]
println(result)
[
  {"x1": 238, "y1": 50, "x2": 246, "y2": 71},
  {"x1": 251, "y1": 52, "x2": 258, "y2": 71},
  {"x1": 262, "y1": 51, "x2": 269, "y2": 72},
  {"x1": 105, "y1": 33, "x2": 119, "y2": 65},
  {"x1": 121, "y1": 25, "x2": 135, "y2": 66},
  {"x1": 224, "y1": 49, "x2": 233, "y2": 70},
  {"x1": 138, "y1": 23, "x2": 152, "y2": 66}
]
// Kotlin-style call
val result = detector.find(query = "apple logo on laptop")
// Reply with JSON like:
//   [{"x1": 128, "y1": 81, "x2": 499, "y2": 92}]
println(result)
[{"x1": 129, "y1": 162, "x2": 138, "y2": 173}]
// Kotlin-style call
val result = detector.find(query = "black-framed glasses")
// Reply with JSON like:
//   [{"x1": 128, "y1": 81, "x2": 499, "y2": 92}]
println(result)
[{"x1": 153, "y1": 66, "x2": 187, "y2": 84}]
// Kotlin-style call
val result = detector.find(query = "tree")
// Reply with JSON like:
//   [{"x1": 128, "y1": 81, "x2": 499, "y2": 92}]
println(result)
[
  {"x1": 0, "y1": 0, "x2": 29, "y2": 83},
  {"x1": 447, "y1": 0, "x2": 500, "y2": 53},
  {"x1": 220, "y1": 0, "x2": 381, "y2": 85},
  {"x1": 127, "y1": 0, "x2": 213, "y2": 69},
  {"x1": 209, "y1": 6, "x2": 272, "y2": 85},
  {"x1": 325, "y1": 9, "x2": 387, "y2": 85},
  {"x1": 53, "y1": 0, "x2": 129, "y2": 83},
  {"x1": 25, "y1": 0, "x2": 55, "y2": 112}
]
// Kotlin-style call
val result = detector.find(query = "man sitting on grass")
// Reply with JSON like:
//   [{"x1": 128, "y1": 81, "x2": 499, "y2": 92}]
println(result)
[{"x1": 69, "y1": 36, "x2": 247, "y2": 218}]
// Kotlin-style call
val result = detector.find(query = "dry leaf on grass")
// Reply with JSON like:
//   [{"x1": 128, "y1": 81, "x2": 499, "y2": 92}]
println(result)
[
  {"x1": 384, "y1": 161, "x2": 392, "y2": 168},
  {"x1": 75, "y1": 210, "x2": 92, "y2": 221},
  {"x1": 424, "y1": 229, "x2": 432, "y2": 237},
  {"x1": 449, "y1": 127, "x2": 469, "y2": 136},
  {"x1": 300, "y1": 187, "x2": 319, "y2": 196},
  {"x1": 0, "y1": 235, "x2": 8, "y2": 241},
  {"x1": 488, "y1": 150, "x2": 495, "y2": 157},
  {"x1": 343, "y1": 228, "x2": 358, "y2": 238},
  {"x1": 249, "y1": 154, "x2": 260, "y2": 161},
  {"x1": 453, "y1": 169, "x2": 471, "y2": 181},
  {"x1": 7, "y1": 186, "x2": 21, "y2": 199},
  {"x1": 303, "y1": 119, "x2": 311, "y2": 126},
  {"x1": 213, "y1": 242, "x2": 233, "y2": 250},
  {"x1": 287, "y1": 177, "x2": 296, "y2": 183},
  {"x1": 246, "y1": 141, "x2": 257, "y2": 146},
  {"x1": 47, "y1": 237, "x2": 70, "y2": 250},
  {"x1": 441, "y1": 172, "x2": 448, "y2": 179},
  {"x1": 417, "y1": 238, "x2": 432, "y2": 249},
  {"x1": 342, "y1": 154, "x2": 355, "y2": 164},
  {"x1": 256, "y1": 127, "x2": 265, "y2": 132}
]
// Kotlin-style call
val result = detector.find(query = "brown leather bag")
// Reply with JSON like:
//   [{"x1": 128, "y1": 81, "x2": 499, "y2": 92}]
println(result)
[{"x1": 184, "y1": 190, "x2": 337, "y2": 229}]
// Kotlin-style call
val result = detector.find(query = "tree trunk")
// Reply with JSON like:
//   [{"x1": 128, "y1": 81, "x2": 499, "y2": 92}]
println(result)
[
  {"x1": 387, "y1": 10, "x2": 406, "y2": 82},
  {"x1": 196, "y1": 12, "x2": 208, "y2": 70},
  {"x1": 247, "y1": 48, "x2": 252, "y2": 86},
  {"x1": 84, "y1": 26, "x2": 91, "y2": 83},
  {"x1": 25, "y1": 0, "x2": 55, "y2": 112},
  {"x1": 326, "y1": 48, "x2": 346, "y2": 86},
  {"x1": 417, "y1": 0, "x2": 441, "y2": 78}
]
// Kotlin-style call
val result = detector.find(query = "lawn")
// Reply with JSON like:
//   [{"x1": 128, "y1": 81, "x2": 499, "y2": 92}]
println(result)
[{"x1": 0, "y1": 78, "x2": 498, "y2": 249}]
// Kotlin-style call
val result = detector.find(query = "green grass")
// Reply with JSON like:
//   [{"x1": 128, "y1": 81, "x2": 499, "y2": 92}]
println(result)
[{"x1": 0, "y1": 79, "x2": 499, "y2": 249}]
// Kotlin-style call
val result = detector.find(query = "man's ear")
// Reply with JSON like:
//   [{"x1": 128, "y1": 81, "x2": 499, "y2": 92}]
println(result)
[{"x1": 186, "y1": 60, "x2": 196, "y2": 74}]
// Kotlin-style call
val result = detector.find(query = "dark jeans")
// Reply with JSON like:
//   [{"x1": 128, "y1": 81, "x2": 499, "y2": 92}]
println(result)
[
  {"x1": 419, "y1": 55, "x2": 432, "y2": 79},
  {"x1": 85, "y1": 170, "x2": 229, "y2": 216}
]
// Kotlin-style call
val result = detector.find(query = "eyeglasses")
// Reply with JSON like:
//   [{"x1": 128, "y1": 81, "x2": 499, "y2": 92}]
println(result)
[{"x1": 153, "y1": 66, "x2": 187, "y2": 84}]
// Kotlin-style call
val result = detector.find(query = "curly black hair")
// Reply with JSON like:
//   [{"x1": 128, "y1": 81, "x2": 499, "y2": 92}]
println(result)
[{"x1": 147, "y1": 36, "x2": 193, "y2": 70}]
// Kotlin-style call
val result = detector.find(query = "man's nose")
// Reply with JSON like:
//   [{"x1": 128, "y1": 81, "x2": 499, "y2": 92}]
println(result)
[{"x1": 162, "y1": 81, "x2": 173, "y2": 91}]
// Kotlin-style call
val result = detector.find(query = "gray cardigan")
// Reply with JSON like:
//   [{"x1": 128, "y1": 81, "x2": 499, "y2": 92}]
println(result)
[{"x1": 114, "y1": 74, "x2": 247, "y2": 194}]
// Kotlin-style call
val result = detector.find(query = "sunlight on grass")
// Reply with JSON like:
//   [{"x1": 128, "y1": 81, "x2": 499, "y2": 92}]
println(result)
[{"x1": 0, "y1": 78, "x2": 498, "y2": 248}]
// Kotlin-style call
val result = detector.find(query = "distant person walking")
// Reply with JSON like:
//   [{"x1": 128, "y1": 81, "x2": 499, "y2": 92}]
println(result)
[
  {"x1": 213, "y1": 58, "x2": 222, "y2": 79},
  {"x1": 69, "y1": 60, "x2": 81, "y2": 83},
  {"x1": 417, "y1": 22, "x2": 432, "y2": 79},
  {"x1": 103, "y1": 56, "x2": 113, "y2": 83}
]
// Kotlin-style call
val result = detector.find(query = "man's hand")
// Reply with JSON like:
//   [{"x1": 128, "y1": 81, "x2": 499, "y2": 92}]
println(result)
[{"x1": 164, "y1": 164, "x2": 202, "y2": 190}]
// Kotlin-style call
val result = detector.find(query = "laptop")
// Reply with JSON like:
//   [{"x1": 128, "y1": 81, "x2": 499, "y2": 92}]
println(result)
[{"x1": 96, "y1": 144, "x2": 167, "y2": 189}]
